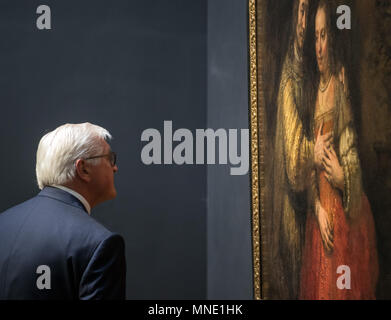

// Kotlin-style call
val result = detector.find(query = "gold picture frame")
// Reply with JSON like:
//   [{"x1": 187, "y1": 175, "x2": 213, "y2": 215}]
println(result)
[
  {"x1": 249, "y1": 0, "x2": 391, "y2": 300},
  {"x1": 248, "y1": 0, "x2": 261, "y2": 301}
]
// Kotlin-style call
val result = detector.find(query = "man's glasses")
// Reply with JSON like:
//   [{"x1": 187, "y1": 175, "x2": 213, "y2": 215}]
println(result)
[{"x1": 85, "y1": 151, "x2": 117, "y2": 167}]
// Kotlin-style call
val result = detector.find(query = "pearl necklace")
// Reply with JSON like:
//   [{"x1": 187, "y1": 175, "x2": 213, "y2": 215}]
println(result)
[
  {"x1": 318, "y1": 74, "x2": 333, "y2": 115},
  {"x1": 319, "y1": 73, "x2": 332, "y2": 93}
]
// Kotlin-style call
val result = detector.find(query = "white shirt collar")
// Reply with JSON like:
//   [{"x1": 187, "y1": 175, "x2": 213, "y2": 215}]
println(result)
[{"x1": 52, "y1": 185, "x2": 91, "y2": 215}]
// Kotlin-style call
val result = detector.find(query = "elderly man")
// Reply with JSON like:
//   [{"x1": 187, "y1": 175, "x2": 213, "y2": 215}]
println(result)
[{"x1": 0, "y1": 123, "x2": 126, "y2": 299}]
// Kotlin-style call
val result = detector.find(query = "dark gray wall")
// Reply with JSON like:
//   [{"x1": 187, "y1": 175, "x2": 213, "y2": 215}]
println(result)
[
  {"x1": 0, "y1": 0, "x2": 206, "y2": 299},
  {"x1": 207, "y1": 0, "x2": 253, "y2": 299}
]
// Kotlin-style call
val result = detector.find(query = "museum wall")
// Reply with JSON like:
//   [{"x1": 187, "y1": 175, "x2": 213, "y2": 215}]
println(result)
[
  {"x1": 207, "y1": 0, "x2": 253, "y2": 299},
  {"x1": 0, "y1": 0, "x2": 207, "y2": 299}
]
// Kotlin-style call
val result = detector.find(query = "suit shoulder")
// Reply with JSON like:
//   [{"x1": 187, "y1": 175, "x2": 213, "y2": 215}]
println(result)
[
  {"x1": 1, "y1": 194, "x2": 115, "y2": 247},
  {"x1": 47, "y1": 200, "x2": 115, "y2": 242},
  {"x1": 0, "y1": 196, "x2": 37, "y2": 216},
  {"x1": 0, "y1": 196, "x2": 39, "y2": 232}
]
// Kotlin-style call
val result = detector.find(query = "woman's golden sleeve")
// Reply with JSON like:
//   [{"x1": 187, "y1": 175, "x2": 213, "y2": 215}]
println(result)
[{"x1": 337, "y1": 86, "x2": 363, "y2": 220}]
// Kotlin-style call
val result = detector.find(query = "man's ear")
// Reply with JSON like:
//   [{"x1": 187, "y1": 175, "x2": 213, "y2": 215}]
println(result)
[{"x1": 75, "y1": 159, "x2": 92, "y2": 182}]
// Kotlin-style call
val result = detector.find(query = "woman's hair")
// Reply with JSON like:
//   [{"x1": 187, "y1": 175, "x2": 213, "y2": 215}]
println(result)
[
  {"x1": 316, "y1": 0, "x2": 339, "y2": 76},
  {"x1": 35, "y1": 122, "x2": 112, "y2": 190}
]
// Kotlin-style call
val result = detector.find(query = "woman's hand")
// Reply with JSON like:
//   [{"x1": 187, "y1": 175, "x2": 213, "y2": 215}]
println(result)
[
  {"x1": 323, "y1": 145, "x2": 344, "y2": 191},
  {"x1": 316, "y1": 200, "x2": 334, "y2": 253},
  {"x1": 315, "y1": 121, "x2": 332, "y2": 169}
]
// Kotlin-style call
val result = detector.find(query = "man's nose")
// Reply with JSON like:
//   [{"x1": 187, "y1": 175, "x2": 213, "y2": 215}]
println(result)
[
  {"x1": 113, "y1": 165, "x2": 118, "y2": 173},
  {"x1": 302, "y1": 13, "x2": 306, "y2": 31}
]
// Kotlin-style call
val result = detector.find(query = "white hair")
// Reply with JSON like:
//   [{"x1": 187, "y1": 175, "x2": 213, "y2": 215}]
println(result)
[{"x1": 36, "y1": 123, "x2": 112, "y2": 190}]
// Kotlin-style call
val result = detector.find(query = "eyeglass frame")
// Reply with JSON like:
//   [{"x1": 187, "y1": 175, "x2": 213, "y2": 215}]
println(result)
[{"x1": 84, "y1": 151, "x2": 117, "y2": 167}]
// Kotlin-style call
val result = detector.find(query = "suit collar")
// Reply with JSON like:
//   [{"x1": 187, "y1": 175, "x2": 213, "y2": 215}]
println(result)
[
  {"x1": 38, "y1": 186, "x2": 88, "y2": 214},
  {"x1": 52, "y1": 185, "x2": 91, "y2": 214}
]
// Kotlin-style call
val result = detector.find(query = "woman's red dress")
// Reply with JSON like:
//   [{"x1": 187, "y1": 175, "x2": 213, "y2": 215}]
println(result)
[{"x1": 300, "y1": 118, "x2": 378, "y2": 300}]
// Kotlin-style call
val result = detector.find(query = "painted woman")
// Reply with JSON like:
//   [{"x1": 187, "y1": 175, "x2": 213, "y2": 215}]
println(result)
[{"x1": 300, "y1": 0, "x2": 378, "y2": 300}]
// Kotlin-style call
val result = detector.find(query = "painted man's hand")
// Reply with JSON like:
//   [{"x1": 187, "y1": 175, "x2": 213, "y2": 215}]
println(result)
[{"x1": 315, "y1": 121, "x2": 332, "y2": 169}]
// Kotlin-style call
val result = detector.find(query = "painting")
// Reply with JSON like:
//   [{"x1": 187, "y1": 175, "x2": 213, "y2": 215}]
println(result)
[{"x1": 249, "y1": 0, "x2": 391, "y2": 300}]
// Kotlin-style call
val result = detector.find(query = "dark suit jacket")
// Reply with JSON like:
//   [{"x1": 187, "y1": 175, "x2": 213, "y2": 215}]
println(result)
[{"x1": 0, "y1": 186, "x2": 126, "y2": 300}]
